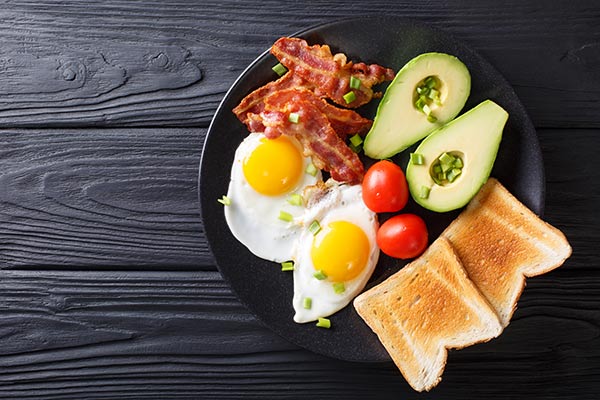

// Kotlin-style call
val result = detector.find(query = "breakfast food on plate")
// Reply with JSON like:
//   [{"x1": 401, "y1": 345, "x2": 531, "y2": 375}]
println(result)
[
  {"x1": 225, "y1": 37, "x2": 394, "y2": 325},
  {"x1": 222, "y1": 34, "x2": 572, "y2": 390},
  {"x1": 353, "y1": 237, "x2": 503, "y2": 392},
  {"x1": 442, "y1": 178, "x2": 573, "y2": 326},
  {"x1": 270, "y1": 37, "x2": 396, "y2": 108},
  {"x1": 292, "y1": 181, "x2": 379, "y2": 323},
  {"x1": 406, "y1": 100, "x2": 508, "y2": 212},
  {"x1": 233, "y1": 37, "x2": 395, "y2": 184},
  {"x1": 363, "y1": 52, "x2": 471, "y2": 159},
  {"x1": 223, "y1": 132, "x2": 322, "y2": 262}
]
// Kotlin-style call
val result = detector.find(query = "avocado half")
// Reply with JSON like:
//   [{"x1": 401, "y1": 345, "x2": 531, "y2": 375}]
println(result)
[
  {"x1": 405, "y1": 100, "x2": 508, "y2": 213},
  {"x1": 363, "y1": 52, "x2": 471, "y2": 159}
]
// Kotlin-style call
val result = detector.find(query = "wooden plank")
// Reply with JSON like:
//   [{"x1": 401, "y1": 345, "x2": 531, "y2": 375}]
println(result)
[
  {"x1": 1, "y1": 127, "x2": 595, "y2": 270},
  {"x1": 0, "y1": 269, "x2": 596, "y2": 399},
  {"x1": 0, "y1": 1, "x2": 597, "y2": 128},
  {"x1": 0, "y1": 128, "x2": 213, "y2": 269}
]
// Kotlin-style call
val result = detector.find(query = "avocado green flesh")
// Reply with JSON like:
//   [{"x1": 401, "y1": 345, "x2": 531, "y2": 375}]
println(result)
[
  {"x1": 406, "y1": 100, "x2": 508, "y2": 212},
  {"x1": 363, "y1": 52, "x2": 471, "y2": 159}
]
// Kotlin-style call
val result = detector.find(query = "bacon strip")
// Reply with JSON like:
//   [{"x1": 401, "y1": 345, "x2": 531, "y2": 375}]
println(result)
[
  {"x1": 259, "y1": 95, "x2": 365, "y2": 184},
  {"x1": 232, "y1": 72, "x2": 311, "y2": 126},
  {"x1": 271, "y1": 37, "x2": 395, "y2": 108},
  {"x1": 261, "y1": 89, "x2": 371, "y2": 140}
]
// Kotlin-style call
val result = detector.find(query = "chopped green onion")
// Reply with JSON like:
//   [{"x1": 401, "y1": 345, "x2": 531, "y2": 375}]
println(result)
[
  {"x1": 453, "y1": 157, "x2": 463, "y2": 168},
  {"x1": 333, "y1": 282, "x2": 346, "y2": 294},
  {"x1": 306, "y1": 163, "x2": 318, "y2": 177},
  {"x1": 349, "y1": 76, "x2": 361, "y2": 89},
  {"x1": 427, "y1": 114, "x2": 437, "y2": 123},
  {"x1": 316, "y1": 317, "x2": 331, "y2": 328},
  {"x1": 349, "y1": 134, "x2": 363, "y2": 147},
  {"x1": 281, "y1": 261, "x2": 295, "y2": 271},
  {"x1": 422, "y1": 104, "x2": 432, "y2": 116},
  {"x1": 438, "y1": 172, "x2": 446, "y2": 181},
  {"x1": 272, "y1": 62, "x2": 287, "y2": 76},
  {"x1": 432, "y1": 164, "x2": 442, "y2": 174},
  {"x1": 415, "y1": 97, "x2": 427, "y2": 111},
  {"x1": 278, "y1": 210, "x2": 293, "y2": 222},
  {"x1": 288, "y1": 112, "x2": 300, "y2": 124},
  {"x1": 309, "y1": 220, "x2": 321, "y2": 235},
  {"x1": 420, "y1": 185, "x2": 431, "y2": 199},
  {"x1": 349, "y1": 143, "x2": 362, "y2": 153},
  {"x1": 428, "y1": 88, "x2": 440, "y2": 100},
  {"x1": 439, "y1": 152, "x2": 455, "y2": 166},
  {"x1": 447, "y1": 168, "x2": 462, "y2": 182},
  {"x1": 410, "y1": 153, "x2": 424, "y2": 165},
  {"x1": 217, "y1": 195, "x2": 231, "y2": 206},
  {"x1": 303, "y1": 297, "x2": 312, "y2": 309},
  {"x1": 425, "y1": 76, "x2": 436, "y2": 88},
  {"x1": 313, "y1": 270, "x2": 328, "y2": 280},
  {"x1": 287, "y1": 193, "x2": 304, "y2": 206},
  {"x1": 416, "y1": 86, "x2": 430, "y2": 95},
  {"x1": 441, "y1": 162, "x2": 453, "y2": 173},
  {"x1": 343, "y1": 91, "x2": 356, "y2": 104}
]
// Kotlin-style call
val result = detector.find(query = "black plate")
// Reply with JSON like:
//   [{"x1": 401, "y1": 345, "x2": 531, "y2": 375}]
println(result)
[{"x1": 199, "y1": 17, "x2": 544, "y2": 362}]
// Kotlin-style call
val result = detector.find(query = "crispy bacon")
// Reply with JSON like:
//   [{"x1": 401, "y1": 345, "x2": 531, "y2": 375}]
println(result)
[
  {"x1": 261, "y1": 89, "x2": 371, "y2": 140},
  {"x1": 232, "y1": 73, "x2": 311, "y2": 126},
  {"x1": 271, "y1": 37, "x2": 395, "y2": 108},
  {"x1": 259, "y1": 95, "x2": 364, "y2": 184}
]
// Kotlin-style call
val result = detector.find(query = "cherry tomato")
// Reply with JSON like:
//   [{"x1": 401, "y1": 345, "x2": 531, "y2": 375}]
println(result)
[
  {"x1": 362, "y1": 160, "x2": 409, "y2": 213},
  {"x1": 377, "y1": 214, "x2": 428, "y2": 259}
]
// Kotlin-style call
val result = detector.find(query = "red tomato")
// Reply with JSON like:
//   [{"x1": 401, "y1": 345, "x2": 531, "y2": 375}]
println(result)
[
  {"x1": 362, "y1": 160, "x2": 409, "y2": 213},
  {"x1": 377, "y1": 214, "x2": 428, "y2": 259}
]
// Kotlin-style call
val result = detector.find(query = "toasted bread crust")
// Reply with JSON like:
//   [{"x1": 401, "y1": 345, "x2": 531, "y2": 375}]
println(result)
[
  {"x1": 442, "y1": 178, "x2": 572, "y2": 326},
  {"x1": 354, "y1": 237, "x2": 502, "y2": 392}
]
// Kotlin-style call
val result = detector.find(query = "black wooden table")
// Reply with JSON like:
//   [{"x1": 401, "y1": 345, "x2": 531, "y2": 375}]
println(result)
[{"x1": 0, "y1": 1, "x2": 598, "y2": 399}]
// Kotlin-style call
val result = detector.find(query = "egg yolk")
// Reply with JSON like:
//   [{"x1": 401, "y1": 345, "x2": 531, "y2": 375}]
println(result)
[
  {"x1": 310, "y1": 221, "x2": 370, "y2": 282},
  {"x1": 243, "y1": 136, "x2": 303, "y2": 196}
]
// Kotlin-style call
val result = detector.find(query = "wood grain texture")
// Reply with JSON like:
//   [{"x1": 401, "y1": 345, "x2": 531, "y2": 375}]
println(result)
[
  {"x1": 0, "y1": 128, "x2": 212, "y2": 269},
  {"x1": 0, "y1": 0, "x2": 597, "y2": 128},
  {"x1": 0, "y1": 270, "x2": 597, "y2": 400}
]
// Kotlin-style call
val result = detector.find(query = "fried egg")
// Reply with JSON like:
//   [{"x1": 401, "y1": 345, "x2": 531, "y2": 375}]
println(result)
[
  {"x1": 292, "y1": 182, "x2": 379, "y2": 323},
  {"x1": 224, "y1": 132, "x2": 322, "y2": 262}
]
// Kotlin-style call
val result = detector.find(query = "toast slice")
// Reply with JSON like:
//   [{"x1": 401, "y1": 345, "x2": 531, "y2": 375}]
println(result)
[
  {"x1": 442, "y1": 178, "x2": 572, "y2": 326},
  {"x1": 354, "y1": 237, "x2": 503, "y2": 392}
]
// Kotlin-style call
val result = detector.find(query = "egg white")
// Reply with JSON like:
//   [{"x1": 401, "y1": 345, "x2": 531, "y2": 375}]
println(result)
[
  {"x1": 224, "y1": 132, "x2": 322, "y2": 263},
  {"x1": 292, "y1": 182, "x2": 380, "y2": 323}
]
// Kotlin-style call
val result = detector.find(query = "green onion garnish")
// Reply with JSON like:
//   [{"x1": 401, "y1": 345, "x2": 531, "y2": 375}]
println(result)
[
  {"x1": 278, "y1": 210, "x2": 293, "y2": 222},
  {"x1": 343, "y1": 91, "x2": 356, "y2": 104},
  {"x1": 439, "y1": 152, "x2": 455, "y2": 166},
  {"x1": 287, "y1": 193, "x2": 304, "y2": 206},
  {"x1": 427, "y1": 114, "x2": 437, "y2": 123},
  {"x1": 428, "y1": 88, "x2": 440, "y2": 100},
  {"x1": 349, "y1": 134, "x2": 363, "y2": 147},
  {"x1": 288, "y1": 112, "x2": 300, "y2": 124},
  {"x1": 281, "y1": 261, "x2": 295, "y2": 271},
  {"x1": 432, "y1": 164, "x2": 442, "y2": 174},
  {"x1": 316, "y1": 317, "x2": 331, "y2": 329},
  {"x1": 410, "y1": 153, "x2": 424, "y2": 165},
  {"x1": 416, "y1": 86, "x2": 430, "y2": 95},
  {"x1": 349, "y1": 76, "x2": 361, "y2": 90},
  {"x1": 453, "y1": 157, "x2": 463, "y2": 168},
  {"x1": 422, "y1": 104, "x2": 432, "y2": 116},
  {"x1": 309, "y1": 220, "x2": 321, "y2": 236},
  {"x1": 303, "y1": 297, "x2": 312, "y2": 309},
  {"x1": 415, "y1": 97, "x2": 427, "y2": 111},
  {"x1": 424, "y1": 76, "x2": 436, "y2": 88},
  {"x1": 349, "y1": 143, "x2": 362, "y2": 153},
  {"x1": 272, "y1": 62, "x2": 287, "y2": 76},
  {"x1": 333, "y1": 282, "x2": 346, "y2": 294},
  {"x1": 313, "y1": 270, "x2": 328, "y2": 280},
  {"x1": 305, "y1": 163, "x2": 318, "y2": 177},
  {"x1": 217, "y1": 195, "x2": 231, "y2": 206},
  {"x1": 447, "y1": 168, "x2": 462, "y2": 183},
  {"x1": 420, "y1": 185, "x2": 431, "y2": 199}
]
